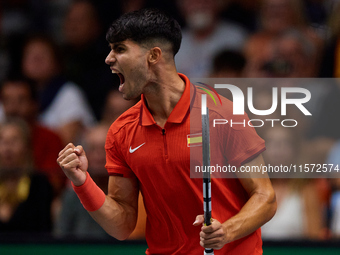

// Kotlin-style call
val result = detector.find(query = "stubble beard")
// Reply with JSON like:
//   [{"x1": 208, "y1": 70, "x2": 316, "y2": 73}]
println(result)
[{"x1": 123, "y1": 64, "x2": 148, "y2": 100}]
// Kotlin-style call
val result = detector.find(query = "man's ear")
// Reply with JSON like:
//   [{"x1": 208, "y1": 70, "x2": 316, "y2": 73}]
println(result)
[{"x1": 148, "y1": 47, "x2": 162, "y2": 65}]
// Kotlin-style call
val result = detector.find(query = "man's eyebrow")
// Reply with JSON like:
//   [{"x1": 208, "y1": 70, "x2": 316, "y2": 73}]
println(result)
[{"x1": 109, "y1": 42, "x2": 125, "y2": 49}]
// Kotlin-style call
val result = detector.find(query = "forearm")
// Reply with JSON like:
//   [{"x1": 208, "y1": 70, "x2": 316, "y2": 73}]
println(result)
[
  {"x1": 222, "y1": 185, "x2": 276, "y2": 242},
  {"x1": 197, "y1": 155, "x2": 276, "y2": 250},
  {"x1": 57, "y1": 144, "x2": 139, "y2": 240},
  {"x1": 89, "y1": 195, "x2": 138, "y2": 240},
  {"x1": 72, "y1": 172, "x2": 139, "y2": 240}
]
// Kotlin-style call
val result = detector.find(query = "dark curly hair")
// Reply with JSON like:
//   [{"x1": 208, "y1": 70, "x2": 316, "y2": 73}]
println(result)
[{"x1": 106, "y1": 8, "x2": 182, "y2": 56}]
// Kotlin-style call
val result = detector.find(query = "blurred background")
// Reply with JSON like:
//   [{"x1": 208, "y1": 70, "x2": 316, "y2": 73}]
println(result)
[{"x1": 1, "y1": 0, "x2": 340, "y2": 253}]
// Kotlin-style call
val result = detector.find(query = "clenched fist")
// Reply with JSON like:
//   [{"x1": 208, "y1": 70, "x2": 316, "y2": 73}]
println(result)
[
  {"x1": 193, "y1": 215, "x2": 229, "y2": 250},
  {"x1": 57, "y1": 143, "x2": 89, "y2": 186}
]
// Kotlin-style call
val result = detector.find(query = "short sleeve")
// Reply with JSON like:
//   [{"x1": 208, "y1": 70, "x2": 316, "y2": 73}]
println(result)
[
  {"x1": 105, "y1": 127, "x2": 136, "y2": 178},
  {"x1": 220, "y1": 114, "x2": 265, "y2": 167}
]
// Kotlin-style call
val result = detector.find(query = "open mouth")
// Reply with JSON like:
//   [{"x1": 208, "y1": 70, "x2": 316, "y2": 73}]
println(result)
[
  {"x1": 116, "y1": 73, "x2": 125, "y2": 85},
  {"x1": 112, "y1": 70, "x2": 125, "y2": 91}
]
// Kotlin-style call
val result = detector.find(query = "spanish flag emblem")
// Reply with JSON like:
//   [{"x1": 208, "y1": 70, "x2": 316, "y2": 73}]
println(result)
[{"x1": 187, "y1": 133, "x2": 202, "y2": 147}]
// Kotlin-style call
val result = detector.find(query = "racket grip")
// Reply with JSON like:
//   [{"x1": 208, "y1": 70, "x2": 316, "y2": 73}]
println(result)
[{"x1": 204, "y1": 248, "x2": 214, "y2": 254}]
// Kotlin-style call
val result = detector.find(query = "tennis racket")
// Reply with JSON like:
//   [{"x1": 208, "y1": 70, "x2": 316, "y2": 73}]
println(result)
[{"x1": 201, "y1": 94, "x2": 214, "y2": 255}]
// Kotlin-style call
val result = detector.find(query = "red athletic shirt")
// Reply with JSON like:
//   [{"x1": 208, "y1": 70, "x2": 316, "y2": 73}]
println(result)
[{"x1": 105, "y1": 74, "x2": 265, "y2": 254}]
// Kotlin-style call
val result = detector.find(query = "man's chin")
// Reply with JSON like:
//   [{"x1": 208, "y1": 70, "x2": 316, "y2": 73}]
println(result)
[{"x1": 121, "y1": 92, "x2": 133, "y2": 101}]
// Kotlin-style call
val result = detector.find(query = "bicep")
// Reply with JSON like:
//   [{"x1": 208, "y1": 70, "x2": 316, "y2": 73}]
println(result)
[
  {"x1": 236, "y1": 154, "x2": 275, "y2": 198},
  {"x1": 222, "y1": 154, "x2": 277, "y2": 241}
]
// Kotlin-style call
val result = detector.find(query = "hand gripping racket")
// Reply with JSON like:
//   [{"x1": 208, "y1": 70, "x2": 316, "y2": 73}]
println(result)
[{"x1": 201, "y1": 94, "x2": 214, "y2": 255}]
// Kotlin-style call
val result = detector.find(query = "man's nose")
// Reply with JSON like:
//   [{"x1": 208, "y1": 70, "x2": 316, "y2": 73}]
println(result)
[{"x1": 105, "y1": 51, "x2": 116, "y2": 65}]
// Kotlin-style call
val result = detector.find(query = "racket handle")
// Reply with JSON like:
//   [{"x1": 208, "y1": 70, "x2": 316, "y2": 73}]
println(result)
[{"x1": 204, "y1": 248, "x2": 214, "y2": 254}]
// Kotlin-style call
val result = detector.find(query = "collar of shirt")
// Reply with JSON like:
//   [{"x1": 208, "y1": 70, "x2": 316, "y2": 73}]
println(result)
[{"x1": 139, "y1": 73, "x2": 192, "y2": 126}]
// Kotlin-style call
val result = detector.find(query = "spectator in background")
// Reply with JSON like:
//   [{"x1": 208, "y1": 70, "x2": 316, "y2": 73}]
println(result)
[
  {"x1": 219, "y1": 0, "x2": 259, "y2": 33},
  {"x1": 319, "y1": 2, "x2": 340, "y2": 78},
  {"x1": 244, "y1": 0, "x2": 322, "y2": 78},
  {"x1": 319, "y1": 6, "x2": 340, "y2": 151},
  {"x1": 304, "y1": 87, "x2": 340, "y2": 165},
  {"x1": 100, "y1": 89, "x2": 138, "y2": 127},
  {"x1": 0, "y1": 119, "x2": 53, "y2": 233},
  {"x1": 62, "y1": 0, "x2": 117, "y2": 120},
  {"x1": 269, "y1": 29, "x2": 319, "y2": 78},
  {"x1": 243, "y1": 33, "x2": 276, "y2": 77},
  {"x1": 55, "y1": 124, "x2": 146, "y2": 240},
  {"x1": 55, "y1": 87, "x2": 142, "y2": 240},
  {"x1": 175, "y1": 0, "x2": 248, "y2": 78},
  {"x1": 268, "y1": 29, "x2": 330, "y2": 134},
  {"x1": 258, "y1": 0, "x2": 307, "y2": 36},
  {"x1": 304, "y1": 79, "x2": 340, "y2": 222},
  {"x1": 244, "y1": 27, "x2": 332, "y2": 212},
  {"x1": 21, "y1": 35, "x2": 96, "y2": 145},
  {"x1": 325, "y1": 141, "x2": 340, "y2": 237},
  {"x1": 246, "y1": 28, "x2": 330, "y2": 131},
  {"x1": 0, "y1": 76, "x2": 65, "y2": 197},
  {"x1": 0, "y1": 76, "x2": 66, "y2": 226},
  {"x1": 244, "y1": 29, "x2": 314, "y2": 78},
  {"x1": 94, "y1": 0, "x2": 183, "y2": 32},
  {"x1": 261, "y1": 126, "x2": 325, "y2": 240},
  {"x1": 55, "y1": 124, "x2": 111, "y2": 239},
  {"x1": 63, "y1": 0, "x2": 101, "y2": 48},
  {"x1": 0, "y1": 0, "x2": 56, "y2": 77},
  {"x1": 0, "y1": 0, "x2": 52, "y2": 36},
  {"x1": 210, "y1": 49, "x2": 246, "y2": 78}
]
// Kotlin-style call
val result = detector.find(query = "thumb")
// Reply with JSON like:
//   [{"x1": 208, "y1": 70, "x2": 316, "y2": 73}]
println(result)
[{"x1": 193, "y1": 215, "x2": 204, "y2": 226}]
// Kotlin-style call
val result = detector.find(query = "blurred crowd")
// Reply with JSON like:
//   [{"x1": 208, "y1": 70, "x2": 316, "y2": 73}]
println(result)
[{"x1": 1, "y1": 0, "x2": 340, "y2": 242}]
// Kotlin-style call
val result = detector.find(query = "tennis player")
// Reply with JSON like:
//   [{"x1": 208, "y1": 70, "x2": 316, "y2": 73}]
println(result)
[{"x1": 57, "y1": 8, "x2": 276, "y2": 254}]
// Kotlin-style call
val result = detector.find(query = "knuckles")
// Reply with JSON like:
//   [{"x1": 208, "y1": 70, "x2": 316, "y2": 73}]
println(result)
[
  {"x1": 199, "y1": 227, "x2": 226, "y2": 250},
  {"x1": 67, "y1": 142, "x2": 75, "y2": 148},
  {"x1": 200, "y1": 239, "x2": 224, "y2": 250},
  {"x1": 57, "y1": 152, "x2": 79, "y2": 170}
]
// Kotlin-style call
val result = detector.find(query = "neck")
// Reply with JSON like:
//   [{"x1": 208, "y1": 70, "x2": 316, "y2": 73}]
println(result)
[{"x1": 143, "y1": 67, "x2": 185, "y2": 128}]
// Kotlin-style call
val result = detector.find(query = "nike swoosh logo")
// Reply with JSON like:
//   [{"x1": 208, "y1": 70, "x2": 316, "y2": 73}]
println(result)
[{"x1": 129, "y1": 143, "x2": 146, "y2": 153}]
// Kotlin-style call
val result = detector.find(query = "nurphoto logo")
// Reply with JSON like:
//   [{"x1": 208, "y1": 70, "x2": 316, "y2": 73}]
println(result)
[{"x1": 198, "y1": 82, "x2": 312, "y2": 128}]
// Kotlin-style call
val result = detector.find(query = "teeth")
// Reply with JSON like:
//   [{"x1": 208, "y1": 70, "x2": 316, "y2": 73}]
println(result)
[{"x1": 112, "y1": 70, "x2": 118, "y2": 73}]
